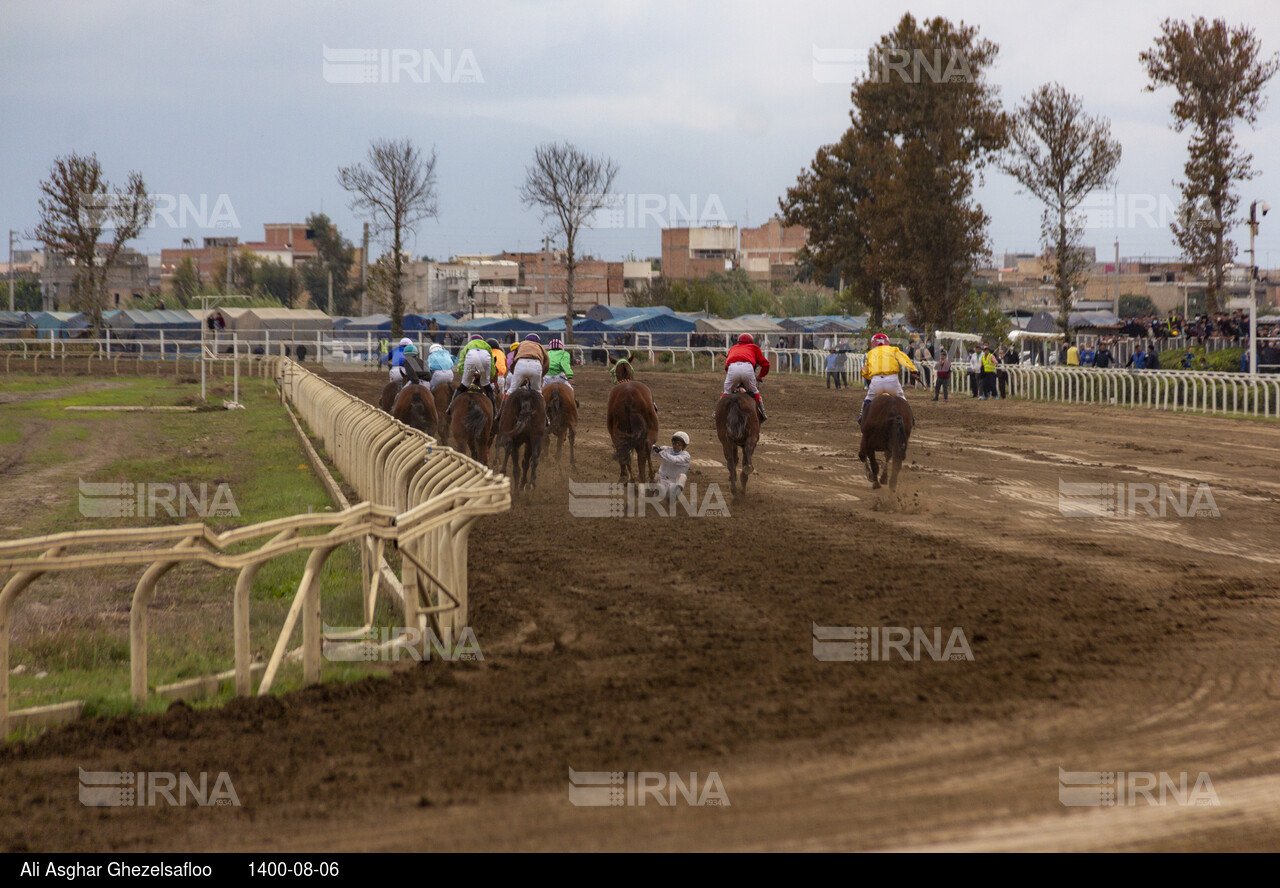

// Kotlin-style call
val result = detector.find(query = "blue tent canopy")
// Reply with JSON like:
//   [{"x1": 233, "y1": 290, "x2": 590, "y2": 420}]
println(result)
[
  {"x1": 586, "y1": 304, "x2": 679, "y2": 323},
  {"x1": 0, "y1": 310, "x2": 34, "y2": 329},
  {"x1": 458, "y1": 317, "x2": 549, "y2": 336},
  {"x1": 32, "y1": 311, "x2": 83, "y2": 338},
  {"x1": 106, "y1": 309, "x2": 200, "y2": 339},
  {"x1": 605, "y1": 309, "x2": 697, "y2": 346}
]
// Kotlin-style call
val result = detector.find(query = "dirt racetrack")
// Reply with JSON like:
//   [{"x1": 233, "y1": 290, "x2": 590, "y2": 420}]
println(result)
[{"x1": 3, "y1": 363, "x2": 1280, "y2": 851}]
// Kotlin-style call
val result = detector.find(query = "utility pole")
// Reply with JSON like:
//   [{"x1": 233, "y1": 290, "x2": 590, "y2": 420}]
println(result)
[
  {"x1": 543, "y1": 235, "x2": 550, "y2": 313},
  {"x1": 225, "y1": 244, "x2": 232, "y2": 294},
  {"x1": 1113, "y1": 239, "x2": 1120, "y2": 318},
  {"x1": 327, "y1": 269, "x2": 334, "y2": 315},
  {"x1": 7, "y1": 230, "x2": 15, "y2": 312},
  {"x1": 360, "y1": 222, "x2": 369, "y2": 316},
  {"x1": 1248, "y1": 200, "x2": 1268, "y2": 380}
]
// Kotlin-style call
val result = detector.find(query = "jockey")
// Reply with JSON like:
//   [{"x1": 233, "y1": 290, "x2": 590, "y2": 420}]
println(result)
[
  {"x1": 507, "y1": 333, "x2": 549, "y2": 396},
  {"x1": 722, "y1": 333, "x2": 770, "y2": 423},
  {"x1": 487, "y1": 339, "x2": 507, "y2": 398},
  {"x1": 652, "y1": 431, "x2": 691, "y2": 501},
  {"x1": 545, "y1": 337, "x2": 574, "y2": 389},
  {"x1": 858, "y1": 332, "x2": 918, "y2": 423},
  {"x1": 400, "y1": 342, "x2": 427, "y2": 385},
  {"x1": 445, "y1": 333, "x2": 496, "y2": 414},
  {"x1": 426, "y1": 343, "x2": 455, "y2": 391},
  {"x1": 388, "y1": 336, "x2": 413, "y2": 384}
]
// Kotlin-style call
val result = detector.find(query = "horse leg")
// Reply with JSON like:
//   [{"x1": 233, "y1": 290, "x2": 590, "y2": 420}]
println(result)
[
  {"x1": 528, "y1": 438, "x2": 541, "y2": 491},
  {"x1": 741, "y1": 438, "x2": 756, "y2": 496},
  {"x1": 889, "y1": 454, "x2": 902, "y2": 491},
  {"x1": 868, "y1": 452, "x2": 881, "y2": 489},
  {"x1": 723, "y1": 441, "x2": 738, "y2": 496},
  {"x1": 879, "y1": 450, "x2": 890, "y2": 486}
]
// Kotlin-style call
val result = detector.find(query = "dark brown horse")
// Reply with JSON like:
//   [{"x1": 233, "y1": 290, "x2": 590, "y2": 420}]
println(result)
[
  {"x1": 606, "y1": 377, "x2": 659, "y2": 484},
  {"x1": 542, "y1": 381, "x2": 578, "y2": 470},
  {"x1": 497, "y1": 387, "x2": 546, "y2": 495},
  {"x1": 391, "y1": 382, "x2": 438, "y2": 435},
  {"x1": 379, "y1": 380, "x2": 399, "y2": 413},
  {"x1": 715, "y1": 389, "x2": 760, "y2": 497},
  {"x1": 431, "y1": 379, "x2": 454, "y2": 442},
  {"x1": 450, "y1": 388, "x2": 494, "y2": 463},
  {"x1": 858, "y1": 394, "x2": 914, "y2": 491}
]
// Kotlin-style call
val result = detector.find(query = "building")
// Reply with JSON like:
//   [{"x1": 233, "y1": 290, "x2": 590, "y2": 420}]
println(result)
[
  {"x1": 501, "y1": 251, "x2": 626, "y2": 313},
  {"x1": 40, "y1": 246, "x2": 153, "y2": 311},
  {"x1": 660, "y1": 226, "x2": 738, "y2": 279},
  {"x1": 740, "y1": 218, "x2": 807, "y2": 283}
]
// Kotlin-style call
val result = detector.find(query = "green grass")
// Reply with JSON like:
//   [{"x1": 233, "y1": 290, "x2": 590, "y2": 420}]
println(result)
[{"x1": 1, "y1": 371, "x2": 403, "y2": 736}]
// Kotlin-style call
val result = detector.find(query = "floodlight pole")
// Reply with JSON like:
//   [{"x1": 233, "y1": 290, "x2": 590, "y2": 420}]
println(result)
[{"x1": 1248, "y1": 201, "x2": 1262, "y2": 381}]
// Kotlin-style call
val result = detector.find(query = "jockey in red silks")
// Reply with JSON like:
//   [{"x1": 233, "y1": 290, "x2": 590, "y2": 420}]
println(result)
[{"x1": 722, "y1": 333, "x2": 770, "y2": 423}]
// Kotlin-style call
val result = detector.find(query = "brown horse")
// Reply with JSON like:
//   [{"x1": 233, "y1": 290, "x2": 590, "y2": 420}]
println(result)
[
  {"x1": 431, "y1": 379, "x2": 454, "y2": 442},
  {"x1": 391, "y1": 382, "x2": 438, "y2": 435},
  {"x1": 858, "y1": 394, "x2": 914, "y2": 491},
  {"x1": 449, "y1": 388, "x2": 494, "y2": 463},
  {"x1": 542, "y1": 381, "x2": 578, "y2": 470},
  {"x1": 606, "y1": 378, "x2": 659, "y2": 484},
  {"x1": 715, "y1": 389, "x2": 760, "y2": 497},
  {"x1": 379, "y1": 380, "x2": 399, "y2": 413},
  {"x1": 497, "y1": 387, "x2": 546, "y2": 495}
]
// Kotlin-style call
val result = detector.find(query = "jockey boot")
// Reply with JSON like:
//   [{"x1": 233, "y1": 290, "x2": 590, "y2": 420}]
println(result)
[
  {"x1": 857, "y1": 398, "x2": 871, "y2": 424},
  {"x1": 483, "y1": 384, "x2": 497, "y2": 414},
  {"x1": 753, "y1": 393, "x2": 767, "y2": 424}
]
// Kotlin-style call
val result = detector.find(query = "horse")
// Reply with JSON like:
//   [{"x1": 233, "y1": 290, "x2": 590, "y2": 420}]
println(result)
[
  {"x1": 497, "y1": 387, "x2": 546, "y2": 495},
  {"x1": 378, "y1": 380, "x2": 399, "y2": 413},
  {"x1": 715, "y1": 387, "x2": 760, "y2": 497},
  {"x1": 858, "y1": 394, "x2": 914, "y2": 491},
  {"x1": 609, "y1": 354, "x2": 634, "y2": 383},
  {"x1": 390, "y1": 382, "x2": 438, "y2": 435},
  {"x1": 449, "y1": 387, "x2": 494, "y2": 464},
  {"x1": 431, "y1": 378, "x2": 454, "y2": 442},
  {"x1": 542, "y1": 381, "x2": 578, "y2": 470},
  {"x1": 606, "y1": 376, "x2": 659, "y2": 484}
]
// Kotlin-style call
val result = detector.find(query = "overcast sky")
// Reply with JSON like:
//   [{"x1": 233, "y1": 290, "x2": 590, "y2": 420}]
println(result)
[{"x1": 3, "y1": 0, "x2": 1279, "y2": 268}]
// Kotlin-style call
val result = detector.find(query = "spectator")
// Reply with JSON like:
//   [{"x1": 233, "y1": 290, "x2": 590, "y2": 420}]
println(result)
[
  {"x1": 1126, "y1": 346, "x2": 1146, "y2": 370},
  {"x1": 825, "y1": 349, "x2": 842, "y2": 389},
  {"x1": 980, "y1": 344, "x2": 999, "y2": 400},
  {"x1": 1066, "y1": 342, "x2": 1080, "y2": 366},
  {"x1": 1095, "y1": 344, "x2": 1113, "y2": 368},
  {"x1": 1182, "y1": 350, "x2": 1195, "y2": 369},
  {"x1": 1147, "y1": 341, "x2": 1161, "y2": 370},
  {"x1": 933, "y1": 349, "x2": 951, "y2": 401},
  {"x1": 968, "y1": 346, "x2": 981, "y2": 397}
]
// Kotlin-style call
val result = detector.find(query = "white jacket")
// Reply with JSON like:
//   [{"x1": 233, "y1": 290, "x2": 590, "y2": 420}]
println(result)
[{"x1": 654, "y1": 446, "x2": 691, "y2": 485}]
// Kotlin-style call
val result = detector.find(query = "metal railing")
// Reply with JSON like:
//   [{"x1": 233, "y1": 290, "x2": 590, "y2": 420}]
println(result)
[{"x1": 0, "y1": 357, "x2": 511, "y2": 735}]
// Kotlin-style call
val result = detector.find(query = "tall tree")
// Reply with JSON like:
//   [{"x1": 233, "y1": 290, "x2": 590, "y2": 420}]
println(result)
[
  {"x1": 171, "y1": 256, "x2": 201, "y2": 306},
  {"x1": 338, "y1": 139, "x2": 438, "y2": 337},
  {"x1": 853, "y1": 14, "x2": 1009, "y2": 331},
  {"x1": 1141, "y1": 17, "x2": 1279, "y2": 314},
  {"x1": 780, "y1": 127, "x2": 892, "y2": 326},
  {"x1": 300, "y1": 212, "x2": 359, "y2": 315},
  {"x1": 33, "y1": 152, "x2": 151, "y2": 335},
  {"x1": 1001, "y1": 83, "x2": 1122, "y2": 340},
  {"x1": 518, "y1": 141, "x2": 618, "y2": 345}
]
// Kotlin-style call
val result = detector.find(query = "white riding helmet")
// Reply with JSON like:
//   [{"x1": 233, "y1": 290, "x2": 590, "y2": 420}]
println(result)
[
  {"x1": 399, "y1": 337, "x2": 413, "y2": 347},
  {"x1": 429, "y1": 343, "x2": 443, "y2": 353},
  {"x1": 671, "y1": 431, "x2": 690, "y2": 446}
]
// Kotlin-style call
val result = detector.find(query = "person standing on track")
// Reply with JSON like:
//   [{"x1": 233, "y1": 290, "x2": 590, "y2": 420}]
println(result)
[
  {"x1": 722, "y1": 333, "x2": 770, "y2": 423},
  {"x1": 968, "y1": 346, "x2": 981, "y2": 397},
  {"x1": 979, "y1": 344, "x2": 999, "y2": 400},
  {"x1": 933, "y1": 349, "x2": 951, "y2": 401},
  {"x1": 858, "y1": 332, "x2": 918, "y2": 423}
]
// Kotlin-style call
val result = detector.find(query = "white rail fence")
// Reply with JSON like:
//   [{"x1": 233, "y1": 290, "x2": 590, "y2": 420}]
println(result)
[{"x1": 0, "y1": 357, "x2": 511, "y2": 735}]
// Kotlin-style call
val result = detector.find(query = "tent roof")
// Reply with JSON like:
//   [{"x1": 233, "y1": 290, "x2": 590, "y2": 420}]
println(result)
[
  {"x1": 1024, "y1": 311, "x2": 1059, "y2": 334},
  {"x1": 934, "y1": 330, "x2": 982, "y2": 342},
  {"x1": 240, "y1": 308, "x2": 334, "y2": 331},
  {"x1": 1069, "y1": 309, "x2": 1121, "y2": 329},
  {"x1": 586, "y1": 304, "x2": 677, "y2": 322},
  {"x1": 694, "y1": 316, "x2": 786, "y2": 334},
  {"x1": 109, "y1": 309, "x2": 198, "y2": 327}
]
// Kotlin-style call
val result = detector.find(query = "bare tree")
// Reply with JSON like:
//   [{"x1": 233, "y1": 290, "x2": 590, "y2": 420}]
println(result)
[
  {"x1": 1001, "y1": 83, "x2": 1122, "y2": 340},
  {"x1": 1141, "y1": 18, "x2": 1279, "y2": 315},
  {"x1": 338, "y1": 138, "x2": 438, "y2": 336},
  {"x1": 519, "y1": 141, "x2": 618, "y2": 344},
  {"x1": 34, "y1": 152, "x2": 151, "y2": 336}
]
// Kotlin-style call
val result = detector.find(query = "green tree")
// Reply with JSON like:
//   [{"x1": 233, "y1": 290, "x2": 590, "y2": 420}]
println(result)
[
  {"x1": 1118, "y1": 293, "x2": 1158, "y2": 318},
  {"x1": 254, "y1": 260, "x2": 301, "y2": 306},
  {"x1": 0, "y1": 279, "x2": 42, "y2": 312},
  {"x1": 853, "y1": 14, "x2": 1009, "y2": 330},
  {"x1": 1141, "y1": 17, "x2": 1280, "y2": 314},
  {"x1": 171, "y1": 256, "x2": 200, "y2": 306},
  {"x1": 33, "y1": 152, "x2": 151, "y2": 335},
  {"x1": 211, "y1": 247, "x2": 256, "y2": 295},
  {"x1": 952, "y1": 288, "x2": 1011, "y2": 344},
  {"x1": 1001, "y1": 83, "x2": 1122, "y2": 343},
  {"x1": 300, "y1": 212, "x2": 359, "y2": 315}
]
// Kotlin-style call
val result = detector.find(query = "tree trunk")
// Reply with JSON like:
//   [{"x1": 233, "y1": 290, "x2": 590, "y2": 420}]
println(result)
[
  {"x1": 391, "y1": 226, "x2": 404, "y2": 340},
  {"x1": 1058, "y1": 208, "x2": 1072, "y2": 343},
  {"x1": 564, "y1": 241, "x2": 576, "y2": 347}
]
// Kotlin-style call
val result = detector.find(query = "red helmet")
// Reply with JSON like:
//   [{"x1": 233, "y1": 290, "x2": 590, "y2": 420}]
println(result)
[
  {"x1": 738, "y1": 333, "x2": 754, "y2": 344},
  {"x1": 871, "y1": 333, "x2": 890, "y2": 347}
]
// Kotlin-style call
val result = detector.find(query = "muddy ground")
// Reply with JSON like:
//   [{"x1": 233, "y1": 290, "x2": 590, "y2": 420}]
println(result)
[{"x1": 2, "y1": 362, "x2": 1279, "y2": 851}]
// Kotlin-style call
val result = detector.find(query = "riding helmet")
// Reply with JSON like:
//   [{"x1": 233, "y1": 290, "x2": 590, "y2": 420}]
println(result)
[
  {"x1": 525, "y1": 333, "x2": 541, "y2": 343},
  {"x1": 672, "y1": 431, "x2": 690, "y2": 446},
  {"x1": 549, "y1": 338, "x2": 563, "y2": 349},
  {"x1": 871, "y1": 333, "x2": 890, "y2": 346},
  {"x1": 738, "y1": 333, "x2": 754, "y2": 344}
]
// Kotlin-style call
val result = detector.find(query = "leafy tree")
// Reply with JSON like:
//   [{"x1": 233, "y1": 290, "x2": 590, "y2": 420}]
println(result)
[
  {"x1": 300, "y1": 212, "x2": 360, "y2": 314},
  {"x1": 33, "y1": 152, "x2": 151, "y2": 335},
  {"x1": 339, "y1": 138, "x2": 438, "y2": 337},
  {"x1": 952, "y1": 288, "x2": 1011, "y2": 344},
  {"x1": 1001, "y1": 83, "x2": 1122, "y2": 342},
  {"x1": 1141, "y1": 17, "x2": 1280, "y2": 314},
  {"x1": 254, "y1": 260, "x2": 301, "y2": 307},
  {"x1": 211, "y1": 247, "x2": 256, "y2": 295},
  {"x1": 0, "y1": 279, "x2": 41, "y2": 312},
  {"x1": 1119, "y1": 293, "x2": 1158, "y2": 318},
  {"x1": 519, "y1": 141, "x2": 619, "y2": 345},
  {"x1": 171, "y1": 256, "x2": 200, "y2": 306},
  {"x1": 853, "y1": 14, "x2": 1009, "y2": 330}
]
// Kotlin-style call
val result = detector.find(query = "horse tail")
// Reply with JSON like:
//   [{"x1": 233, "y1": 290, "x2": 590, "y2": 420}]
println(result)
[
  {"x1": 890, "y1": 411, "x2": 908, "y2": 462},
  {"x1": 546, "y1": 387, "x2": 562, "y2": 430},
  {"x1": 512, "y1": 392, "x2": 535, "y2": 438},
  {"x1": 726, "y1": 397, "x2": 748, "y2": 442},
  {"x1": 463, "y1": 394, "x2": 488, "y2": 439},
  {"x1": 614, "y1": 402, "x2": 647, "y2": 463}
]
